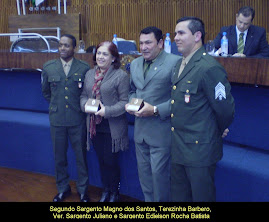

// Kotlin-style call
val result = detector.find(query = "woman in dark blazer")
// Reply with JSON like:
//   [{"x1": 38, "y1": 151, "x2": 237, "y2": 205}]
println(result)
[{"x1": 80, "y1": 41, "x2": 129, "y2": 202}]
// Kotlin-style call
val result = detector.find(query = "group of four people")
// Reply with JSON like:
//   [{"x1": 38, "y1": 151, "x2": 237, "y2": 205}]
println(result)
[{"x1": 42, "y1": 11, "x2": 245, "y2": 202}]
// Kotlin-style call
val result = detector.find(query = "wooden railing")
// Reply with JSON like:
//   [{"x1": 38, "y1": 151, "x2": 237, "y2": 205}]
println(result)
[{"x1": 0, "y1": 52, "x2": 268, "y2": 86}]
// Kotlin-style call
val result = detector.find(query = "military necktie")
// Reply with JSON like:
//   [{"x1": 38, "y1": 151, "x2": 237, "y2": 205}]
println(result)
[
  {"x1": 144, "y1": 60, "x2": 152, "y2": 79},
  {"x1": 178, "y1": 58, "x2": 186, "y2": 78},
  {"x1": 237, "y1": 32, "x2": 245, "y2": 54},
  {"x1": 63, "y1": 63, "x2": 70, "y2": 76}
]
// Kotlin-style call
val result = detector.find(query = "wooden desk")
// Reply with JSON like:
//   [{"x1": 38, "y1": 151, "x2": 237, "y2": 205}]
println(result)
[
  {"x1": 216, "y1": 57, "x2": 269, "y2": 86},
  {"x1": 0, "y1": 52, "x2": 94, "y2": 70},
  {"x1": 0, "y1": 52, "x2": 269, "y2": 86}
]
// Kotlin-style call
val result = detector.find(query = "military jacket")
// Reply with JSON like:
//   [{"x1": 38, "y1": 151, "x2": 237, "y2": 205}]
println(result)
[
  {"x1": 42, "y1": 58, "x2": 90, "y2": 126},
  {"x1": 171, "y1": 47, "x2": 235, "y2": 167}
]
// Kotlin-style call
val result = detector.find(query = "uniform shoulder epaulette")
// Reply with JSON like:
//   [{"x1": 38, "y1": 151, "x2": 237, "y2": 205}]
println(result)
[
  {"x1": 201, "y1": 52, "x2": 212, "y2": 60},
  {"x1": 78, "y1": 59, "x2": 90, "y2": 67},
  {"x1": 43, "y1": 59, "x2": 57, "y2": 68},
  {"x1": 201, "y1": 52, "x2": 218, "y2": 67}
]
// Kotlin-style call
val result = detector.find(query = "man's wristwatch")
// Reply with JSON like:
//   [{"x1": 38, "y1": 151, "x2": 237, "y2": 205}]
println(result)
[{"x1": 153, "y1": 106, "x2": 159, "y2": 116}]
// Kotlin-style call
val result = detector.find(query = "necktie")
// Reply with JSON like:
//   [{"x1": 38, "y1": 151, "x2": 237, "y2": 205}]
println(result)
[
  {"x1": 178, "y1": 58, "x2": 186, "y2": 78},
  {"x1": 144, "y1": 60, "x2": 152, "y2": 78},
  {"x1": 237, "y1": 33, "x2": 245, "y2": 54},
  {"x1": 63, "y1": 63, "x2": 70, "y2": 76}
]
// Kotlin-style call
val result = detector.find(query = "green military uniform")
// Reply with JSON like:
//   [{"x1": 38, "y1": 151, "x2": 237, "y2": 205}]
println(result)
[
  {"x1": 170, "y1": 47, "x2": 235, "y2": 201},
  {"x1": 42, "y1": 58, "x2": 90, "y2": 195}
]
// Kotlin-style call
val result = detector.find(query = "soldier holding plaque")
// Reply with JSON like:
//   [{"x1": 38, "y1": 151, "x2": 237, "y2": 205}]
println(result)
[{"x1": 80, "y1": 41, "x2": 129, "y2": 202}]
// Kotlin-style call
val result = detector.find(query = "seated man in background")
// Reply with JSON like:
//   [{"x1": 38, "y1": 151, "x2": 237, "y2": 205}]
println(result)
[{"x1": 214, "y1": 6, "x2": 269, "y2": 58}]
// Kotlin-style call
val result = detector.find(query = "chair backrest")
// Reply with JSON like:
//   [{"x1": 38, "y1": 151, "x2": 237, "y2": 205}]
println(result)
[
  {"x1": 171, "y1": 41, "x2": 182, "y2": 56},
  {"x1": 86, "y1": 45, "x2": 96, "y2": 54},
  {"x1": 117, "y1": 41, "x2": 137, "y2": 54},
  {"x1": 10, "y1": 37, "x2": 59, "y2": 53}
]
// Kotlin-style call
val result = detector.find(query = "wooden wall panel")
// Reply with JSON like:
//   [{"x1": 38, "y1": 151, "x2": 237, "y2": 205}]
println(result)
[
  {"x1": 8, "y1": 14, "x2": 80, "y2": 43},
  {"x1": 0, "y1": 0, "x2": 268, "y2": 51}
]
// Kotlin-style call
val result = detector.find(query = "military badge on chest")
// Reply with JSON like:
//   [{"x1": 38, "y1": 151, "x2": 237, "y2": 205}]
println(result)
[
  {"x1": 78, "y1": 79, "x2": 82, "y2": 88},
  {"x1": 185, "y1": 89, "x2": 190, "y2": 103},
  {"x1": 74, "y1": 73, "x2": 83, "y2": 89}
]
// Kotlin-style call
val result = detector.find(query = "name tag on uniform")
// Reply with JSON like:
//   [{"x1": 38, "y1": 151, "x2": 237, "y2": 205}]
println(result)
[
  {"x1": 85, "y1": 98, "x2": 101, "y2": 113},
  {"x1": 126, "y1": 98, "x2": 144, "y2": 112}
]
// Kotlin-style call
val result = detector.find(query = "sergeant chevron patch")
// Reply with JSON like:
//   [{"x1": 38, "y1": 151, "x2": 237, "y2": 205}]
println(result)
[{"x1": 215, "y1": 82, "x2": 226, "y2": 100}]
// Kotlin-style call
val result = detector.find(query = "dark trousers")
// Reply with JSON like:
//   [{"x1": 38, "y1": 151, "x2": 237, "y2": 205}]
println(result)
[
  {"x1": 171, "y1": 163, "x2": 216, "y2": 202},
  {"x1": 50, "y1": 124, "x2": 89, "y2": 195},
  {"x1": 92, "y1": 132, "x2": 120, "y2": 192}
]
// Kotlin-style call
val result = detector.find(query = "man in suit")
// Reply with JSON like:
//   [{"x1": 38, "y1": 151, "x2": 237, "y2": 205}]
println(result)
[
  {"x1": 42, "y1": 34, "x2": 90, "y2": 202},
  {"x1": 125, "y1": 26, "x2": 180, "y2": 202},
  {"x1": 171, "y1": 17, "x2": 235, "y2": 201},
  {"x1": 214, "y1": 6, "x2": 269, "y2": 58}
]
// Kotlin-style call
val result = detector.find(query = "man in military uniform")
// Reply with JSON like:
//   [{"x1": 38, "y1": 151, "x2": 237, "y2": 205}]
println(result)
[
  {"x1": 171, "y1": 17, "x2": 235, "y2": 202},
  {"x1": 42, "y1": 34, "x2": 90, "y2": 202}
]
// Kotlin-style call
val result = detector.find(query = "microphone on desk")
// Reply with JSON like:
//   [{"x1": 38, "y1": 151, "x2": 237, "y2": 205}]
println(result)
[
  {"x1": 214, "y1": 48, "x2": 232, "y2": 57},
  {"x1": 219, "y1": 52, "x2": 232, "y2": 57}
]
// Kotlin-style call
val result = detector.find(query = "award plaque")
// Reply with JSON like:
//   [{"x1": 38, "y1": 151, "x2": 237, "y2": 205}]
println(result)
[
  {"x1": 85, "y1": 98, "x2": 101, "y2": 113},
  {"x1": 127, "y1": 98, "x2": 144, "y2": 112}
]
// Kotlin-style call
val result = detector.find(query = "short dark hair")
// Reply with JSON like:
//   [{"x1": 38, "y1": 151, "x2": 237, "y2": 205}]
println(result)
[
  {"x1": 93, "y1": 41, "x2": 121, "y2": 69},
  {"x1": 61, "y1": 34, "x2": 77, "y2": 48},
  {"x1": 140, "y1": 26, "x2": 163, "y2": 43},
  {"x1": 176, "y1": 16, "x2": 205, "y2": 44},
  {"x1": 238, "y1": 6, "x2": 255, "y2": 21}
]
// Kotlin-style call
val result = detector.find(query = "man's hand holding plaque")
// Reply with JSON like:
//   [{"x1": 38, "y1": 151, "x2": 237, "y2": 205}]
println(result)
[
  {"x1": 125, "y1": 98, "x2": 156, "y2": 117},
  {"x1": 126, "y1": 98, "x2": 144, "y2": 112}
]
